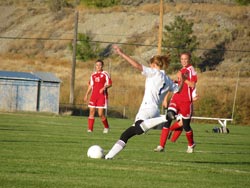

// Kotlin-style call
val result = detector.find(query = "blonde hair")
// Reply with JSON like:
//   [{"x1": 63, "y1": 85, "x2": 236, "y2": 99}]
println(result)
[{"x1": 149, "y1": 55, "x2": 170, "y2": 70}]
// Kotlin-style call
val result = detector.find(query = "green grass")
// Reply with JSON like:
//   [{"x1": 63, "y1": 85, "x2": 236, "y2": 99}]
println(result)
[{"x1": 0, "y1": 112, "x2": 250, "y2": 188}]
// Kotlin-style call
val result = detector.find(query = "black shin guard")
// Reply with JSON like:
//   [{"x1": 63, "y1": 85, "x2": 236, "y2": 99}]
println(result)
[
  {"x1": 163, "y1": 110, "x2": 176, "y2": 128},
  {"x1": 120, "y1": 120, "x2": 144, "y2": 143},
  {"x1": 164, "y1": 110, "x2": 176, "y2": 128},
  {"x1": 167, "y1": 110, "x2": 176, "y2": 121}
]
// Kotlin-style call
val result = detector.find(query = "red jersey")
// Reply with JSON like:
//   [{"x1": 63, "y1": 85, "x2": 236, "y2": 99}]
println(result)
[
  {"x1": 172, "y1": 64, "x2": 197, "y2": 102},
  {"x1": 89, "y1": 70, "x2": 112, "y2": 99}
]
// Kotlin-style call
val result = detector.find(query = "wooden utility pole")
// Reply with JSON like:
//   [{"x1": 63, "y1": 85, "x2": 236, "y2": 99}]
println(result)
[
  {"x1": 70, "y1": 10, "x2": 78, "y2": 104},
  {"x1": 157, "y1": 0, "x2": 164, "y2": 55}
]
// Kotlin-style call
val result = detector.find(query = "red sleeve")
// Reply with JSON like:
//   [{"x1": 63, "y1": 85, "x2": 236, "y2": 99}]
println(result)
[{"x1": 191, "y1": 75, "x2": 197, "y2": 83}]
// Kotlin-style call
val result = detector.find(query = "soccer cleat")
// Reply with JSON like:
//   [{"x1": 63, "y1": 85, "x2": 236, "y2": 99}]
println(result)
[
  {"x1": 103, "y1": 128, "x2": 109, "y2": 134},
  {"x1": 186, "y1": 143, "x2": 196, "y2": 153},
  {"x1": 87, "y1": 129, "x2": 92, "y2": 133},
  {"x1": 104, "y1": 155, "x2": 113, "y2": 160},
  {"x1": 154, "y1": 145, "x2": 164, "y2": 152}
]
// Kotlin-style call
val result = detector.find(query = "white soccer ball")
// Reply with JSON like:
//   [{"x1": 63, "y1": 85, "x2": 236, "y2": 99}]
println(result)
[{"x1": 87, "y1": 145, "x2": 104, "y2": 159}]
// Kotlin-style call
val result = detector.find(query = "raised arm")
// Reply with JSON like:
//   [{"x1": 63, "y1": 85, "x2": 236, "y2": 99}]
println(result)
[{"x1": 113, "y1": 45, "x2": 143, "y2": 72}]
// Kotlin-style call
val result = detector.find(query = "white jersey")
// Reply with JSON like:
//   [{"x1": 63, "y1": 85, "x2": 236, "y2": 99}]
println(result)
[
  {"x1": 135, "y1": 65, "x2": 179, "y2": 128},
  {"x1": 140, "y1": 65, "x2": 178, "y2": 109}
]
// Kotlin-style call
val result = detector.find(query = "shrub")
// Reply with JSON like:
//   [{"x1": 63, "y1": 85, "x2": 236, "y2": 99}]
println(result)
[
  {"x1": 69, "y1": 33, "x2": 101, "y2": 61},
  {"x1": 235, "y1": 0, "x2": 250, "y2": 5},
  {"x1": 162, "y1": 15, "x2": 200, "y2": 73},
  {"x1": 82, "y1": 0, "x2": 120, "y2": 7}
]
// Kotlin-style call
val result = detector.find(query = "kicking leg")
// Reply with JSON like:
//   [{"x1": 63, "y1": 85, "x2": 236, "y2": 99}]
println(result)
[{"x1": 105, "y1": 120, "x2": 144, "y2": 159}]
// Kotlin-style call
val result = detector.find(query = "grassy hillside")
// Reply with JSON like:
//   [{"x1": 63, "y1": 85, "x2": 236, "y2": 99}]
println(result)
[{"x1": 0, "y1": 2, "x2": 249, "y2": 125}]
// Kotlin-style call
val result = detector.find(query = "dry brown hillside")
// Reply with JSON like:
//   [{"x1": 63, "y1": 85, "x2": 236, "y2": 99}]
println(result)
[{"x1": 0, "y1": 2, "x2": 249, "y2": 124}]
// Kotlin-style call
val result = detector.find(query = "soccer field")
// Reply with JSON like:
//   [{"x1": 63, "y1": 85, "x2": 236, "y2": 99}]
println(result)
[{"x1": 0, "y1": 112, "x2": 249, "y2": 188}]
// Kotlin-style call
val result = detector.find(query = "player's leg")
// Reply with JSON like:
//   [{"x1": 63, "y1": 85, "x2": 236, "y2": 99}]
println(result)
[
  {"x1": 97, "y1": 108, "x2": 109, "y2": 133},
  {"x1": 179, "y1": 101, "x2": 195, "y2": 153},
  {"x1": 182, "y1": 118, "x2": 195, "y2": 153},
  {"x1": 135, "y1": 107, "x2": 167, "y2": 132},
  {"x1": 171, "y1": 127, "x2": 183, "y2": 142},
  {"x1": 96, "y1": 96, "x2": 109, "y2": 133},
  {"x1": 154, "y1": 110, "x2": 176, "y2": 152},
  {"x1": 170, "y1": 118, "x2": 183, "y2": 142},
  {"x1": 139, "y1": 116, "x2": 168, "y2": 132},
  {"x1": 87, "y1": 107, "x2": 95, "y2": 132},
  {"x1": 105, "y1": 120, "x2": 144, "y2": 159}
]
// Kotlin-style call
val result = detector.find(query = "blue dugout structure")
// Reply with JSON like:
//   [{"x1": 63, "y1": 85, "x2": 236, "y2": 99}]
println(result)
[{"x1": 0, "y1": 71, "x2": 61, "y2": 114}]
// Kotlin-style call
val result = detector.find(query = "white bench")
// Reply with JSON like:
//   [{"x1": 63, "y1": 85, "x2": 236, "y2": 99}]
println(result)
[
  {"x1": 157, "y1": 115, "x2": 233, "y2": 129},
  {"x1": 192, "y1": 116, "x2": 233, "y2": 128}
]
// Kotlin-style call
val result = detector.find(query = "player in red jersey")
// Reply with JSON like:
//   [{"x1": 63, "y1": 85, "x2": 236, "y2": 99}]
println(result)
[
  {"x1": 84, "y1": 59, "x2": 112, "y2": 133},
  {"x1": 154, "y1": 52, "x2": 198, "y2": 153},
  {"x1": 166, "y1": 87, "x2": 198, "y2": 143}
]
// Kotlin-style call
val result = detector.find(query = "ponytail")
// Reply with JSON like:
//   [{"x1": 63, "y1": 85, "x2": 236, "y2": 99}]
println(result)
[{"x1": 150, "y1": 55, "x2": 170, "y2": 70}]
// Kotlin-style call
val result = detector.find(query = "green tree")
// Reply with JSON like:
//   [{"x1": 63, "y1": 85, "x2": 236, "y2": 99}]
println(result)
[
  {"x1": 73, "y1": 33, "x2": 100, "y2": 61},
  {"x1": 162, "y1": 16, "x2": 199, "y2": 72},
  {"x1": 83, "y1": 0, "x2": 120, "y2": 7},
  {"x1": 235, "y1": 0, "x2": 249, "y2": 5}
]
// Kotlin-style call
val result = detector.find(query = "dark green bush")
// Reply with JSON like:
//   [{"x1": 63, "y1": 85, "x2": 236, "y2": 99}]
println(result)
[
  {"x1": 81, "y1": 0, "x2": 120, "y2": 7},
  {"x1": 235, "y1": 0, "x2": 249, "y2": 5}
]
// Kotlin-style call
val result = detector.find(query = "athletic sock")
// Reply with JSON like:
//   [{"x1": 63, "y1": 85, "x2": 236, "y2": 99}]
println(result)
[
  {"x1": 171, "y1": 127, "x2": 183, "y2": 142},
  {"x1": 160, "y1": 127, "x2": 170, "y2": 148},
  {"x1": 170, "y1": 121, "x2": 181, "y2": 131},
  {"x1": 105, "y1": 140, "x2": 126, "y2": 159},
  {"x1": 88, "y1": 117, "x2": 95, "y2": 131},
  {"x1": 186, "y1": 130, "x2": 194, "y2": 146},
  {"x1": 102, "y1": 118, "x2": 109, "y2": 129}
]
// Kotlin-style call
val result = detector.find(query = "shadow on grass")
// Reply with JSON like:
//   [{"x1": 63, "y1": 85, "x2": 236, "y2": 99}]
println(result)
[{"x1": 59, "y1": 104, "x2": 126, "y2": 118}]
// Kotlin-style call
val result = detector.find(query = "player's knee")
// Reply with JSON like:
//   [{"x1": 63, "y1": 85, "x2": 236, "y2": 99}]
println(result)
[
  {"x1": 183, "y1": 118, "x2": 191, "y2": 132},
  {"x1": 134, "y1": 120, "x2": 144, "y2": 135},
  {"x1": 166, "y1": 110, "x2": 176, "y2": 121},
  {"x1": 100, "y1": 116, "x2": 106, "y2": 121}
]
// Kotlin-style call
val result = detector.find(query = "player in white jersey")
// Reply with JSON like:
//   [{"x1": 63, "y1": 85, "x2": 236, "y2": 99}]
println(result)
[{"x1": 105, "y1": 45, "x2": 186, "y2": 159}]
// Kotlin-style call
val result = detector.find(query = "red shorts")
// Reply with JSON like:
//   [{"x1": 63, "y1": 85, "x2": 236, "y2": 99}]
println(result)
[
  {"x1": 168, "y1": 97, "x2": 193, "y2": 119},
  {"x1": 88, "y1": 95, "x2": 107, "y2": 109}
]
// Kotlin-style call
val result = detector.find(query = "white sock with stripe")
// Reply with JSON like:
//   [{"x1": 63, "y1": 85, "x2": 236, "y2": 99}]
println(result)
[{"x1": 105, "y1": 140, "x2": 126, "y2": 159}]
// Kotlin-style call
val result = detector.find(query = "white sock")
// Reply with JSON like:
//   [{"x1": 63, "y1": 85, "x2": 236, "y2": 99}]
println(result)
[{"x1": 105, "y1": 140, "x2": 126, "y2": 159}]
